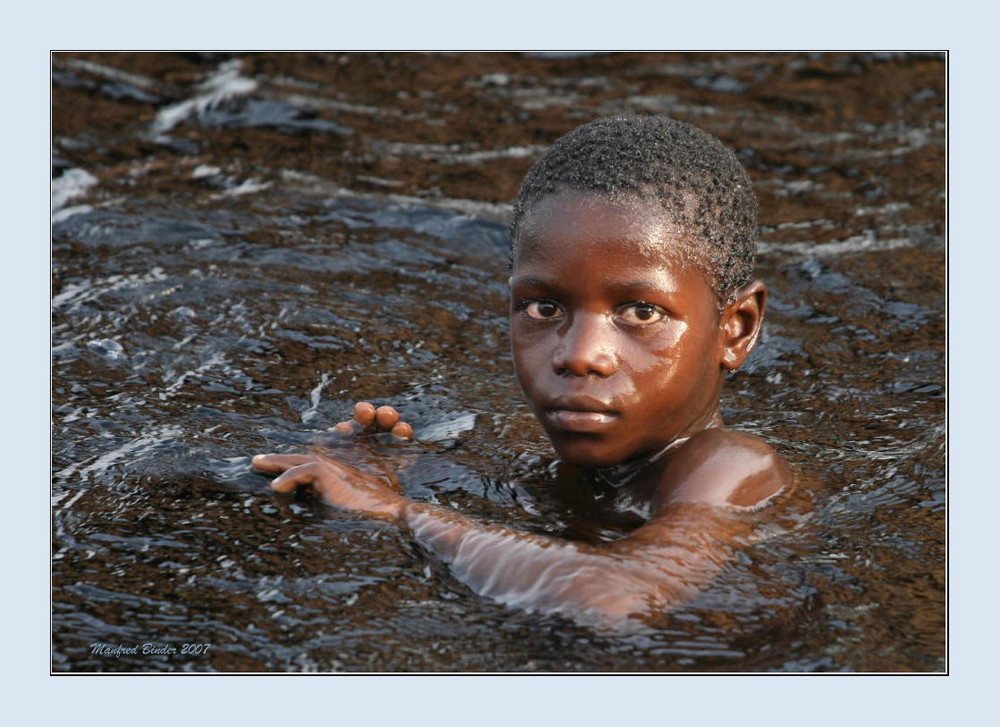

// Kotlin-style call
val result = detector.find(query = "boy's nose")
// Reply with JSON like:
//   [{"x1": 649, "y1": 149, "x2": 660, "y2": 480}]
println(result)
[{"x1": 552, "y1": 314, "x2": 617, "y2": 377}]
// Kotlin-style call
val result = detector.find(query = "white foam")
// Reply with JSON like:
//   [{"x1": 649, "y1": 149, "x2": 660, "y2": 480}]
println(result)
[
  {"x1": 151, "y1": 59, "x2": 257, "y2": 135},
  {"x1": 52, "y1": 204, "x2": 93, "y2": 224},
  {"x1": 192, "y1": 165, "x2": 221, "y2": 178},
  {"x1": 210, "y1": 178, "x2": 272, "y2": 199},
  {"x1": 52, "y1": 168, "x2": 98, "y2": 211},
  {"x1": 758, "y1": 233, "x2": 913, "y2": 259},
  {"x1": 63, "y1": 58, "x2": 158, "y2": 90}
]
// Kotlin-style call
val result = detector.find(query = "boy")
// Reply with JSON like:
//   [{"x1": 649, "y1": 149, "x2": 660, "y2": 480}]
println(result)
[{"x1": 252, "y1": 115, "x2": 791, "y2": 630}]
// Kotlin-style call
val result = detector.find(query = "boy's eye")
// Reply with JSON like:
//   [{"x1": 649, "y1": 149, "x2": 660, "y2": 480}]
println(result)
[
  {"x1": 522, "y1": 300, "x2": 564, "y2": 320},
  {"x1": 616, "y1": 302, "x2": 667, "y2": 326}
]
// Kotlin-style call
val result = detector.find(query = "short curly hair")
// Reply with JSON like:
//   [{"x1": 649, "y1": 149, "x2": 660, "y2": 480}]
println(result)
[{"x1": 509, "y1": 115, "x2": 758, "y2": 296}]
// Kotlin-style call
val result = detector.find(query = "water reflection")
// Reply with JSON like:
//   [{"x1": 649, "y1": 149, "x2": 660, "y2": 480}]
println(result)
[{"x1": 52, "y1": 52, "x2": 944, "y2": 672}]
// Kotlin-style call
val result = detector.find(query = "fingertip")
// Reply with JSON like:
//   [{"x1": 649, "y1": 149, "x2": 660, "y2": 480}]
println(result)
[
  {"x1": 375, "y1": 405, "x2": 398, "y2": 429},
  {"x1": 270, "y1": 476, "x2": 292, "y2": 493},
  {"x1": 354, "y1": 401, "x2": 377, "y2": 425},
  {"x1": 391, "y1": 421, "x2": 413, "y2": 440}
]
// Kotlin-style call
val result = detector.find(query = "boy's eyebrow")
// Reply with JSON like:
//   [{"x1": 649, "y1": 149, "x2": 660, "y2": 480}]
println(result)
[
  {"x1": 509, "y1": 275, "x2": 552, "y2": 289},
  {"x1": 511, "y1": 275, "x2": 681, "y2": 295},
  {"x1": 606, "y1": 279, "x2": 681, "y2": 295}
]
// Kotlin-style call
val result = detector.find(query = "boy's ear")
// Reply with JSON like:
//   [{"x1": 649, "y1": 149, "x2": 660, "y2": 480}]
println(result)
[{"x1": 720, "y1": 280, "x2": 766, "y2": 371}]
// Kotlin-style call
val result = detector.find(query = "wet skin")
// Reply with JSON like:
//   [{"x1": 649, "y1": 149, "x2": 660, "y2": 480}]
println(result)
[
  {"x1": 251, "y1": 190, "x2": 792, "y2": 628},
  {"x1": 514, "y1": 192, "x2": 736, "y2": 469},
  {"x1": 507, "y1": 191, "x2": 788, "y2": 507}
]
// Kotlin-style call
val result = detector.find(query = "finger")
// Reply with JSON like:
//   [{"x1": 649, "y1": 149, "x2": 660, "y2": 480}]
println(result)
[
  {"x1": 251, "y1": 453, "x2": 319, "y2": 473},
  {"x1": 332, "y1": 420, "x2": 361, "y2": 436},
  {"x1": 354, "y1": 402, "x2": 377, "y2": 427},
  {"x1": 270, "y1": 462, "x2": 327, "y2": 494},
  {"x1": 375, "y1": 405, "x2": 399, "y2": 430},
  {"x1": 391, "y1": 421, "x2": 413, "y2": 440}
]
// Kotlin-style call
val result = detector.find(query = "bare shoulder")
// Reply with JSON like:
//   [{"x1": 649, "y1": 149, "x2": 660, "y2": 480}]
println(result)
[{"x1": 655, "y1": 428, "x2": 792, "y2": 512}]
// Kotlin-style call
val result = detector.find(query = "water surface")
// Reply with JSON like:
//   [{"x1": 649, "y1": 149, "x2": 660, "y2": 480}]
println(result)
[{"x1": 52, "y1": 51, "x2": 944, "y2": 672}]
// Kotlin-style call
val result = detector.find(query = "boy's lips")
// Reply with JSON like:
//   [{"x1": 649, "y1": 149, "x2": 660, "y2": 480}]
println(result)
[{"x1": 543, "y1": 396, "x2": 619, "y2": 432}]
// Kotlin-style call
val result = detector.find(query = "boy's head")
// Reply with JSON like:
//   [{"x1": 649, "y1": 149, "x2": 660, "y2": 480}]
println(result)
[
  {"x1": 509, "y1": 115, "x2": 758, "y2": 300},
  {"x1": 507, "y1": 116, "x2": 766, "y2": 467}
]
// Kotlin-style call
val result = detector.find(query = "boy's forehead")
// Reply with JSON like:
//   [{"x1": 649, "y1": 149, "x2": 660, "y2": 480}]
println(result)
[
  {"x1": 514, "y1": 190, "x2": 701, "y2": 267},
  {"x1": 521, "y1": 189, "x2": 663, "y2": 229}
]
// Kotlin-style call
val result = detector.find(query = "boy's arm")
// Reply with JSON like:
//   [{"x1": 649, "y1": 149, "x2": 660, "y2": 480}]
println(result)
[
  {"x1": 409, "y1": 428, "x2": 790, "y2": 626},
  {"x1": 403, "y1": 499, "x2": 746, "y2": 628},
  {"x1": 251, "y1": 428, "x2": 788, "y2": 629}
]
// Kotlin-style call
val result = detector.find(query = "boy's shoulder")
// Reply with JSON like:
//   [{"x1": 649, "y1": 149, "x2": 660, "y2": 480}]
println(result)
[{"x1": 656, "y1": 428, "x2": 791, "y2": 512}]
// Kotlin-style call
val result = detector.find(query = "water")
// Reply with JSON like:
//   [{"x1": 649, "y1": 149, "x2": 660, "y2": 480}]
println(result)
[{"x1": 51, "y1": 51, "x2": 944, "y2": 672}]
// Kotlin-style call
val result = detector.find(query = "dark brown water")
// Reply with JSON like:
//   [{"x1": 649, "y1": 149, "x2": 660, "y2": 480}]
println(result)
[{"x1": 51, "y1": 51, "x2": 944, "y2": 672}]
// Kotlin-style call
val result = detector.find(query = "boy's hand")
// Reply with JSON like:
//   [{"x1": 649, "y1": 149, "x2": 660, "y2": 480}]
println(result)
[
  {"x1": 330, "y1": 401, "x2": 414, "y2": 441},
  {"x1": 251, "y1": 452, "x2": 408, "y2": 520}
]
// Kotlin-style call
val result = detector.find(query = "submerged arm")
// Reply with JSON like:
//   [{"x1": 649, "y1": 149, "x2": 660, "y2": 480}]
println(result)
[
  {"x1": 405, "y1": 500, "x2": 746, "y2": 628},
  {"x1": 406, "y1": 428, "x2": 788, "y2": 626},
  {"x1": 254, "y1": 458, "x2": 755, "y2": 630},
  {"x1": 252, "y1": 427, "x2": 788, "y2": 629}
]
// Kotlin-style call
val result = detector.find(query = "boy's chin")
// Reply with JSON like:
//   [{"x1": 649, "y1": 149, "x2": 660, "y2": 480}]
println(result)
[{"x1": 549, "y1": 437, "x2": 633, "y2": 469}]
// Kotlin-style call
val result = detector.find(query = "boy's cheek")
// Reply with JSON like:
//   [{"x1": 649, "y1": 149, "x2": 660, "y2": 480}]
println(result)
[
  {"x1": 511, "y1": 359, "x2": 541, "y2": 403},
  {"x1": 510, "y1": 328, "x2": 545, "y2": 368},
  {"x1": 511, "y1": 358, "x2": 549, "y2": 414}
]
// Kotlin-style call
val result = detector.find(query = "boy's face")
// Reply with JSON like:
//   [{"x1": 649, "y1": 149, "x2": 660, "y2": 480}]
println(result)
[{"x1": 510, "y1": 191, "x2": 728, "y2": 468}]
